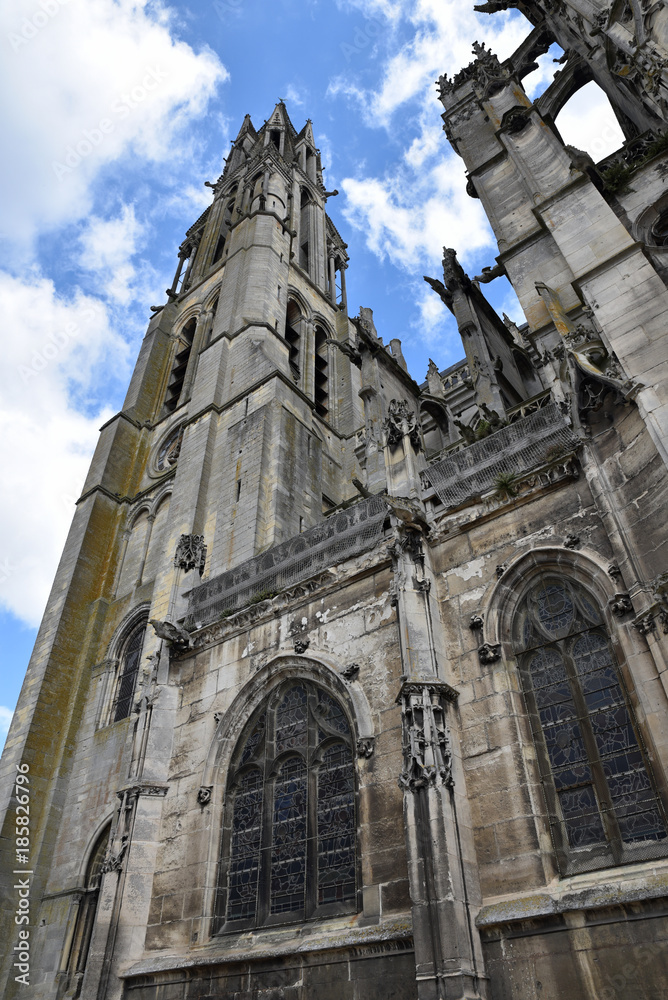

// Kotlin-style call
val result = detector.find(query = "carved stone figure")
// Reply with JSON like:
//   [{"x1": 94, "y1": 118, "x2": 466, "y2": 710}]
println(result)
[{"x1": 174, "y1": 533, "x2": 207, "y2": 575}]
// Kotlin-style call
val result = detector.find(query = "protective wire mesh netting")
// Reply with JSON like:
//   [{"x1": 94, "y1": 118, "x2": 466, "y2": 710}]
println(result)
[
  {"x1": 185, "y1": 494, "x2": 389, "y2": 628},
  {"x1": 423, "y1": 402, "x2": 579, "y2": 508}
]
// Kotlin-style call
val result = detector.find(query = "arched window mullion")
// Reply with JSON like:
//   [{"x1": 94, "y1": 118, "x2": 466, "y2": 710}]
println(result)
[{"x1": 561, "y1": 637, "x2": 623, "y2": 862}]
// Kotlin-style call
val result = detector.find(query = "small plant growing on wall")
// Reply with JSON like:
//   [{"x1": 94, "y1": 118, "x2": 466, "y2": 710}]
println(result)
[{"x1": 492, "y1": 471, "x2": 520, "y2": 499}]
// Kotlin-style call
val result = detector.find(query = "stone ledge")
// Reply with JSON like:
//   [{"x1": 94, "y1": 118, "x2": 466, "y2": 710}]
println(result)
[
  {"x1": 476, "y1": 858, "x2": 668, "y2": 927},
  {"x1": 120, "y1": 915, "x2": 413, "y2": 979}
]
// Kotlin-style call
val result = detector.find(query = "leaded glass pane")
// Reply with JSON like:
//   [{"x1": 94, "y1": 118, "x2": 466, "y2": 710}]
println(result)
[
  {"x1": 227, "y1": 769, "x2": 264, "y2": 921},
  {"x1": 317, "y1": 743, "x2": 355, "y2": 904},
  {"x1": 535, "y1": 582, "x2": 575, "y2": 633},
  {"x1": 572, "y1": 633, "x2": 667, "y2": 844},
  {"x1": 317, "y1": 690, "x2": 351, "y2": 740},
  {"x1": 114, "y1": 627, "x2": 144, "y2": 722},
  {"x1": 275, "y1": 685, "x2": 308, "y2": 753},
  {"x1": 558, "y1": 786, "x2": 606, "y2": 847},
  {"x1": 270, "y1": 756, "x2": 307, "y2": 913},
  {"x1": 240, "y1": 713, "x2": 266, "y2": 765}
]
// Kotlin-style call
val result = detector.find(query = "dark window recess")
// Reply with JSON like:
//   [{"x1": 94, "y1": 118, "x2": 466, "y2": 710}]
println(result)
[
  {"x1": 64, "y1": 825, "x2": 111, "y2": 982},
  {"x1": 216, "y1": 682, "x2": 356, "y2": 931},
  {"x1": 299, "y1": 188, "x2": 310, "y2": 273},
  {"x1": 514, "y1": 578, "x2": 667, "y2": 875},
  {"x1": 285, "y1": 301, "x2": 302, "y2": 380},
  {"x1": 299, "y1": 241, "x2": 309, "y2": 271},
  {"x1": 113, "y1": 625, "x2": 145, "y2": 722},
  {"x1": 314, "y1": 326, "x2": 328, "y2": 418},
  {"x1": 163, "y1": 318, "x2": 197, "y2": 413},
  {"x1": 212, "y1": 234, "x2": 226, "y2": 264},
  {"x1": 270, "y1": 129, "x2": 281, "y2": 150}
]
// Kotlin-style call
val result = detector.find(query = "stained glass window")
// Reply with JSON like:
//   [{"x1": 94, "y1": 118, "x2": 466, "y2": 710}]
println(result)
[
  {"x1": 514, "y1": 578, "x2": 667, "y2": 874},
  {"x1": 217, "y1": 681, "x2": 357, "y2": 930},
  {"x1": 113, "y1": 625, "x2": 145, "y2": 722}
]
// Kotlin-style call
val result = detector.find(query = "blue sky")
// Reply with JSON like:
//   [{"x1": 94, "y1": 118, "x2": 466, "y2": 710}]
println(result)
[{"x1": 0, "y1": 0, "x2": 624, "y2": 749}]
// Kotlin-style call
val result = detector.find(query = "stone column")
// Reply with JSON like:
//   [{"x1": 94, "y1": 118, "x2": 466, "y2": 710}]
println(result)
[
  {"x1": 390, "y1": 523, "x2": 487, "y2": 1000},
  {"x1": 339, "y1": 263, "x2": 348, "y2": 311}
]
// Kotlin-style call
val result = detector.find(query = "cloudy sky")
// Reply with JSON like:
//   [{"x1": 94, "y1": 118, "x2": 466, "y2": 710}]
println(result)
[{"x1": 0, "y1": 0, "x2": 624, "y2": 747}]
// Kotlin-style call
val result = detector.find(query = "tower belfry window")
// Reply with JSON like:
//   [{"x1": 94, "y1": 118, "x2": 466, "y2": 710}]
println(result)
[
  {"x1": 164, "y1": 317, "x2": 197, "y2": 413},
  {"x1": 514, "y1": 577, "x2": 667, "y2": 874},
  {"x1": 215, "y1": 680, "x2": 356, "y2": 931},
  {"x1": 285, "y1": 300, "x2": 302, "y2": 380},
  {"x1": 299, "y1": 188, "x2": 311, "y2": 274},
  {"x1": 314, "y1": 325, "x2": 329, "y2": 419}
]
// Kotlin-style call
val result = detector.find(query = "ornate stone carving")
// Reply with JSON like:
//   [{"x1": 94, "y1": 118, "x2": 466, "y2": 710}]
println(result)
[
  {"x1": 150, "y1": 618, "x2": 192, "y2": 654},
  {"x1": 293, "y1": 637, "x2": 310, "y2": 654},
  {"x1": 478, "y1": 642, "x2": 502, "y2": 664},
  {"x1": 633, "y1": 614, "x2": 656, "y2": 636},
  {"x1": 501, "y1": 105, "x2": 531, "y2": 134},
  {"x1": 437, "y1": 41, "x2": 510, "y2": 101},
  {"x1": 652, "y1": 571, "x2": 668, "y2": 600},
  {"x1": 174, "y1": 534, "x2": 207, "y2": 575},
  {"x1": 100, "y1": 836, "x2": 127, "y2": 875},
  {"x1": 397, "y1": 681, "x2": 456, "y2": 791},
  {"x1": 383, "y1": 399, "x2": 422, "y2": 451},
  {"x1": 469, "y1": 614, "x2": 484, "y2": 630},
  {"x1": 342, "y1": 662, "x2": 360, "y2": 681},
  {"x1": 496, "y1": 563, "x2": 507, "y2": 578},
  {"x1": 197, "y1": 786, "x2": 212, "y2": 806},
  {"x1": 356, "y1": 736, "x2": 375, "y2": 758},
  {"x1": 659, "y1": 609, "x2": 668, "y2": 635},
  {"x1": 608, "y1": 563, "x2": 623, "y2": 579},
  {"x1": 564, "y1": 534, "x2": 581, "y2": 549},
  {"x1": 609, "y1": 593, "x2": 633, "y2": 617}
]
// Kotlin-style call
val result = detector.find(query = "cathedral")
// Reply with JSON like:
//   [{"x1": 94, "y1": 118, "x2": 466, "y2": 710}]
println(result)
[{"x1": 3, "y1": 1, "x2": 668, "y2": 998}]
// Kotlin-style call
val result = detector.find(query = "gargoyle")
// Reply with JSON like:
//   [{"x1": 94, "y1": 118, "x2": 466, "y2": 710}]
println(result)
[
  {"x1": 423, "y1": 275, "x2": 453, "y2": 311},
  {"x1": 149, "y1": 619, "x2": 192, "y2": 654},
  {"x1": 325, "y1": 338, "x2": 362, "y2": 368}
]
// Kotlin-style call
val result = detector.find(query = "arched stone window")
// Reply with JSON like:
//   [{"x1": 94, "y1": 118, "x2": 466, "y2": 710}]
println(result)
[
  {"x1": 284, "y1": 300, "x2": 303, "y2": 381},
  {"x1": 163, "y1": 317, "x2": 197, "y2": 414},
  {"x1": 64, "y1": 824, "x2": 111, "y2": 988},
  {"x1": 112, "y1": 622, "x2": 146, "y2": 722},
  {"x1": 513, "y1": 577, "x2": 667, "y2": 874},
  {"x1": 215, "y1": 680, "x2": 356, "y2": 931},
  {"x1": 314, "y1": 325, "x2": 329, "y2": 419}
]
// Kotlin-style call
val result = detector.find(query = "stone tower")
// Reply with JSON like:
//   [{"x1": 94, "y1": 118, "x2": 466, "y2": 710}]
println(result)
[{"x1": 3, "y1": 6, "x2": 668, "y2": 997}]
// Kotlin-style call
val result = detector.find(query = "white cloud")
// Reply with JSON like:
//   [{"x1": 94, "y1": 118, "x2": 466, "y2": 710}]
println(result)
[
  {"x1": 330, "y1": 0, "x2": 529, "y2": 126},
  {"x1": 0, "y1": 706, "x2": 13, "y2": 736},
  {"x1": 0, "y1": 271, "x2": 126, "y2": 626},
  {"x1": 341, "y1": 156, "x2": 492, "y2": 273},
  {"x1": 284, "y1": 83, "x2": 305, "y2": 107},
  {"x1": 78, "y1": 204, "x2": 145, "y2": 303},
  {"x1": 0, "y1": 0, "x2": 228, "y2": 248}
]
